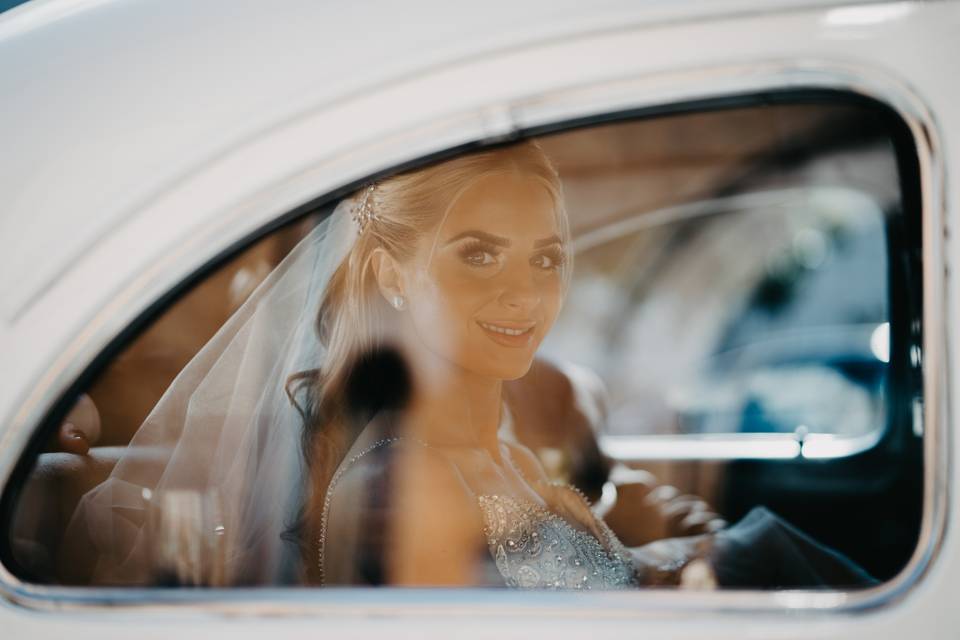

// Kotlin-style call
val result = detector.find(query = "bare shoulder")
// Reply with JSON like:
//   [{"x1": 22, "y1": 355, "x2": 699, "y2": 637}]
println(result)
[
  {"x1": 393, "y1": 442, "x2": 481, "y2": 521},
  {"x1": 390, "y1": 442, "x2": 485, "y2": 585}
]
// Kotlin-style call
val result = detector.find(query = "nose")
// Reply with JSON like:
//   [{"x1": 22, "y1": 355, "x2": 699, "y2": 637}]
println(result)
[{"x1": 498, "y1": 264, "x2": 541, "y2": 313}]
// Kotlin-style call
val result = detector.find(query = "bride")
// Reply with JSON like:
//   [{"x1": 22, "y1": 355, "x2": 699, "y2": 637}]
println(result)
[
  {"x1": 292, "y1": 141, "x2": 636, "y2": 587},
  {"x1": 62, "y1": 140, "x2": 875, "y2": 590}
]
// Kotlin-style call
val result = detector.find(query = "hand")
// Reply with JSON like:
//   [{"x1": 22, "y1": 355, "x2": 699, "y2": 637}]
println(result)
[
  {"x1": 54, "y1": 394, "x2": 101, "y2": 455},
  {"x1": 601, "y1": 465, "x2": 726, "y2": 547}
]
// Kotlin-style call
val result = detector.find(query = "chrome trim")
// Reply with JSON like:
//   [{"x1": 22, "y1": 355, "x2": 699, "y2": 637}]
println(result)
[
  {"x1": 0, "y1": 60, "x2": 948, "y2": 618},
  {"x1": 801, "y1": 429, "x2": 886, "y2": 459},
  {"x1": 600, "y1": 428, "x2": 885, "y2": 462},
  {"x1": 603, "y1": 434, "x2": 801, "y2": 461}
]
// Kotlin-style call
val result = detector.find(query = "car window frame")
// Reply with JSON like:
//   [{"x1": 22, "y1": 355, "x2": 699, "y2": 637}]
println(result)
[{"x1": 0, "y1": 64, "x2": 947, "y2": 618}]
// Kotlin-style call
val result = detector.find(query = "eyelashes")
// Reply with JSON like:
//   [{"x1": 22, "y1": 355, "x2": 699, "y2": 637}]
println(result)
[
  {"x1": 458, "y1": 240, "x2": 501, "y2": 267},
  {"x1": 456, "y1": 240, "x2": 567, "y2": 272},
  {"x1": 534, "y1": 246, "x2": 567, "y2": 271}
]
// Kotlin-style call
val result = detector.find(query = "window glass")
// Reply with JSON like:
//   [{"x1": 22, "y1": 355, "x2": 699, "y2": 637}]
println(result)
[
  {"x1": 2, "y1": 96, "x2": 922, "y2": 594},
  {"x1": 541, "y1": 104, "x2": 895, "y2": 443}
]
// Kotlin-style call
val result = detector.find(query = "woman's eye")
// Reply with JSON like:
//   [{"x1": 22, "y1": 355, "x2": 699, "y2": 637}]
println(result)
[
  {"x1": 465, "y1": 250, "x2": 496, "y2": 266},
  {"x1": 458, "y1": 241, "x2": 500, "y2": 267},
  {"x1": 532, "y1": 249, "x2": 564, "y2": 271},
  {"x1": 532, "y1": 255, "x2": 552, "y2": 270}
]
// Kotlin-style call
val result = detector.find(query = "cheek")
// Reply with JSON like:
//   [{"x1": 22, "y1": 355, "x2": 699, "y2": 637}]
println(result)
[
  {"x1": 538, "y1": 281, "x2": 564, "y2": 333},
  {"x1": 407, "y1": 268, "x2": 492, "y2": 351},
  {"x1": 405, "y1": 262, "x2": 563, "y2": 370},
  {"x1": 432, "y1": 266, "x2": 496, "y2": 316}
]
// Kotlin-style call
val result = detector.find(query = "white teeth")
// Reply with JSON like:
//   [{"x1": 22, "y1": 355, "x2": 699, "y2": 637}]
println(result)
[{"x1": 479, "y1": 322, "x2": 531, "y2": 337}]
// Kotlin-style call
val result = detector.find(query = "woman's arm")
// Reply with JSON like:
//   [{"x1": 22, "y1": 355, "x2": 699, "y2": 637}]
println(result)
[{"x1": 388, "y1": 446, "x2": 486, "y2": 586}]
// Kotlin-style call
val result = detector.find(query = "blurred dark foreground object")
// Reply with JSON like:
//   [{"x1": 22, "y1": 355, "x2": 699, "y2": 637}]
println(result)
[
  {"x1": 630, "y1": 506, "x2": 878, "y2": 589},
  {"x1": 709, "y1": 506, "x2": 878, "y2": 588}
]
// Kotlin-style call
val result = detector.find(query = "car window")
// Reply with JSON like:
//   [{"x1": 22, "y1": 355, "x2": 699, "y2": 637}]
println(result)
[
  {"x1": 541, "y1": 103, "x2": 895, "y2": 448},
  {"x1": 1, "y1": 94, "x2": 923, "y2": 597}
]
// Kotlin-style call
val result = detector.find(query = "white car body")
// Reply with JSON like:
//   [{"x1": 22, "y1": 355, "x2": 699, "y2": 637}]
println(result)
[{"x1": 0, "y1": 0, "x2": 957, "y2": 637}]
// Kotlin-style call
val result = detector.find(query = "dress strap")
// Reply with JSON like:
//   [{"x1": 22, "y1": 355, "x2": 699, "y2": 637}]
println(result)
[{"x1": 317, "y1": 432, "x2": 429, "y2": 584}]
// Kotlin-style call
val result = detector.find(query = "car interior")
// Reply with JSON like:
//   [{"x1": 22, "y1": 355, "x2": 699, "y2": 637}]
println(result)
[{"x1": 1, "y1": 93, "x2": 924, "y2": 588}]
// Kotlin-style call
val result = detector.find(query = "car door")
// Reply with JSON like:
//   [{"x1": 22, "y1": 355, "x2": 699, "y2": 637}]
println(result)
[{"x1": 0, "y1": 2, "x2": 956, "y2": 638}]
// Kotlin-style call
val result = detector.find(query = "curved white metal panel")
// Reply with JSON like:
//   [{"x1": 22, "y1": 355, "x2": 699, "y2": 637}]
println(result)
[{"x1": 0, "y1": 1, "x2": 957, "y2": 637}]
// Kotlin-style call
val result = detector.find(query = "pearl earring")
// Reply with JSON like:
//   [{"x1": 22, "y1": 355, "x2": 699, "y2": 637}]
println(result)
[{"x1": 392, "y1": 295, "x2": 406, "y2": 311}]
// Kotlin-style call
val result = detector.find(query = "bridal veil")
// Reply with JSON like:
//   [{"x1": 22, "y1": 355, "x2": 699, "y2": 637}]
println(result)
[{"x1": 61, "y1": 198, "x2": 361, "y2": 586}]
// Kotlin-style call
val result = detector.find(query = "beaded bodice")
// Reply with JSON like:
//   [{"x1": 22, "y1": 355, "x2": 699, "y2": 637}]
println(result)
[
  {"x1": 319, "y1": 434, "x2": 638, "y2": 589},
  {"x1": 477, "y1": 493, "x2": 637, "y2": 590}
]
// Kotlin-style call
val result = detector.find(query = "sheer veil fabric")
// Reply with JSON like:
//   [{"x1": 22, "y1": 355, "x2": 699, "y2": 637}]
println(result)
[{"x1": 62, "y1": 200, "x2": 359, "y2": 586}]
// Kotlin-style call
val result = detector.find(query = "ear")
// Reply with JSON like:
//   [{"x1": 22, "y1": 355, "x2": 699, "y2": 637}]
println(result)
[{"x1": 369, "y1": 247, "x2": 405, "y2": 305}]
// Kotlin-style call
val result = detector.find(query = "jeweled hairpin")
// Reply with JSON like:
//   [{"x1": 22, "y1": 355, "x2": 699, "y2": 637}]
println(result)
[{"x1": 351, "y1": 183, "x2": 379, "y2": 235}]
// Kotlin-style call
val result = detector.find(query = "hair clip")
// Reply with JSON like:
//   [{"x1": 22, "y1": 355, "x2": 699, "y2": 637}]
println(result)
[{"x1": 351, "y1": 183, "x2": 379, "y2": 235}]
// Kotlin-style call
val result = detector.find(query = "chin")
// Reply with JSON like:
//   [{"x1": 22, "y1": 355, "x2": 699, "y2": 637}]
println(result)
[
  {"x1": 478, "y1": 355, "x2": 536, "y2": 381},
  {"x1": 448, "y1": 340, "x2": 540, "y2": 381}
]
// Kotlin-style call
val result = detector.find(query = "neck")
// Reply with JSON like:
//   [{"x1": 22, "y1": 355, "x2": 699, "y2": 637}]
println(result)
[{"x1": 400, "y1": 344, "x2": 504, "y2": 461}]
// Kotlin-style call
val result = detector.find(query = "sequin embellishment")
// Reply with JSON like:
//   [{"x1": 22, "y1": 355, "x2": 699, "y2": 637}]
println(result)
[{"x1": 477, "y1": 493, "x2": 637, "y2": 590}]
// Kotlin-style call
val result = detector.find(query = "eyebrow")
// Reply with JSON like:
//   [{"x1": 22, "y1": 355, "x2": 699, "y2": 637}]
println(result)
[
  {"x1": 443, "y1": 230, "x2": 563, "y2": 249},
  {"x1": 534, "y1": 234, "x2": 562, "y2": 249},
  {"x1": 444, "y1": 230, "x2": 510, "y2": 247}
]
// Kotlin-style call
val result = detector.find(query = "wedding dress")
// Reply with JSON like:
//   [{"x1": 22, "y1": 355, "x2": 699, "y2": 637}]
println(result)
[
  {"x1": 477, "y1": 493, "x2": 637, "y2": 589},
  {"x1": 320, "y1": 419, "x2": 638, "y2": 589},
  {"x1": 320, "y1": 409, "x2": 878, "y2": 590}
]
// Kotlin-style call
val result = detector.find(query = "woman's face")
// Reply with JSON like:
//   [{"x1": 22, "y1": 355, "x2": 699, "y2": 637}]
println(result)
[{"x1": 401, "y1": 172, "x2": 566, "y2": 381}]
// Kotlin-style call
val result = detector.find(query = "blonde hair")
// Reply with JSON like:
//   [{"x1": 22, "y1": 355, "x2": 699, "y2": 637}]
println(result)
[{"x1": 285, "y1": 140, "x2": 568, "y2": 582}]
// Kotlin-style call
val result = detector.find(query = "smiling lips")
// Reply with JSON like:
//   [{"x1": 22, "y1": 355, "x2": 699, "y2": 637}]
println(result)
[{"x1": 477, "y1": 320, "x2": 536, "y2": 347}]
